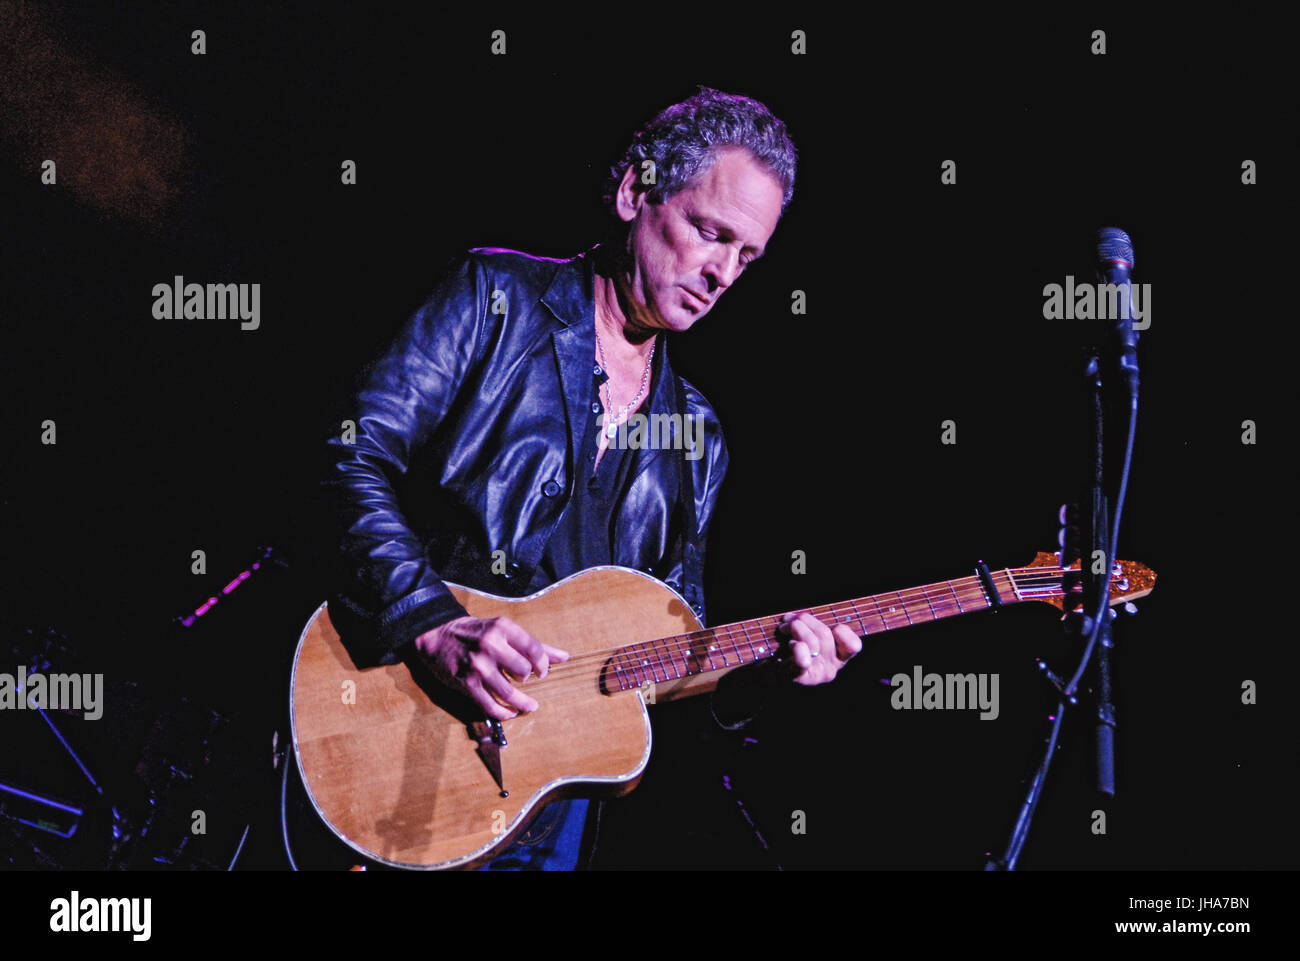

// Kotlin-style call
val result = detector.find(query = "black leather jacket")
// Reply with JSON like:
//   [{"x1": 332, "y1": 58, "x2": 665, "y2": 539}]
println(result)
[{"x1": 323, "y1": 245, "x2": 729, "y2": 667}]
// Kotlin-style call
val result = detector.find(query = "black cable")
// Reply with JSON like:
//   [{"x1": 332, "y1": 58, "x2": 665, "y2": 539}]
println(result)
[
  {"x1": 227, "y1": 823, "x2": 250, "y2": 871},
  {"x1": 1067, "y1": 395, "x2": 1138, "y2": 696},
  {"x1": 279, "y1": 748, "x2": 299, "y2": 871}
]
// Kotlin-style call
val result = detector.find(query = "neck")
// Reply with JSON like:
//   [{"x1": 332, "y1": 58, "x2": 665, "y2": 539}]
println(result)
[
  {"x1": 605, "y1": 567, "x2": 1039, "y2": 694},
  {"x1": 593, "y1": 263, "x2": 657, "y2": 360}
]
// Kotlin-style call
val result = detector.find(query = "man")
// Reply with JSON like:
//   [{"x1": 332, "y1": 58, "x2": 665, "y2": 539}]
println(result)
[{"x1": 323, "y1": 87, "x2": 862, "y2": 869}]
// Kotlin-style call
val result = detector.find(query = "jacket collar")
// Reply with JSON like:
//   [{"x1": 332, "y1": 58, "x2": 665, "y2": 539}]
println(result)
[{"x1": 543, "y1": 246, "x2": 679, "y2": 479}]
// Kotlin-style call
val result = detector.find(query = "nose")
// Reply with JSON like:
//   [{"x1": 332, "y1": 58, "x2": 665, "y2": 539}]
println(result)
[{"x1": 704, "y1": 247, "x2": 743, "y2": 293}]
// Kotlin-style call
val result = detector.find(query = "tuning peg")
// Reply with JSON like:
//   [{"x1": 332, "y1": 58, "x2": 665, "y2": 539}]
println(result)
[
  {"x1": 1123, "y1": 602, "x2": 1138, "y2": 615},
  {"x1": 1057, "y1": 502, "x2": 1081, "y2": 566}
]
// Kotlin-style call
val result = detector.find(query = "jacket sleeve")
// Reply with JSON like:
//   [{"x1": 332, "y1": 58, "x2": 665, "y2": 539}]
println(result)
[
  {"x1": 322, "y1": 253, "x2": 486, "y2": 666},
  {"x1": 659, "y1": 378, "x2": 728, "y2": 628},
  {"x1": 689, "y1": 428, "x2": 728, "y2": 628}
]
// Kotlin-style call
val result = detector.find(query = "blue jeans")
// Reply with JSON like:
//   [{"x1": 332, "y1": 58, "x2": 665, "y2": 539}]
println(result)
[{"x1": 479, "y1": 799, "x2": 589, "y2": 871}]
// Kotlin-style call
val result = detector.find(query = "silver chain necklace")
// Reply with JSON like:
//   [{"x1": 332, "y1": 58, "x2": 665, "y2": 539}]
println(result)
[{"x1": 594, "y1": 326, "x2": 655, "y2": 440}]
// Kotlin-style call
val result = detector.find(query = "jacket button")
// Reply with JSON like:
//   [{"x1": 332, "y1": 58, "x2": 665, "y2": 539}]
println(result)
[
  {"x1": 542, "y1": 480, "x2": 562, "y2": 497},
  {"x1": 590, "y1": 402, "x2": 601, "y2": 414}
]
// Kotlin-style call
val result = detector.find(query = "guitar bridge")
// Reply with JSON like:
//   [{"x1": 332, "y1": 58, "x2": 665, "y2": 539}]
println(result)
[{"x1": 471, "y1": 719, "x2": 509, "y2": 798}]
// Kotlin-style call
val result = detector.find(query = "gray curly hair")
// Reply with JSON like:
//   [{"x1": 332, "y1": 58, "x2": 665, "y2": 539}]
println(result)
[{"x1": 603, "y1": 86, "x2": 797, "y2": 215}]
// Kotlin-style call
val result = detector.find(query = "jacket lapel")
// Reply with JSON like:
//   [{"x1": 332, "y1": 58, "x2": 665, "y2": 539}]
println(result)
[
  {"x1": 542, "y1": 250, "x2": 597, "y2": 476},
  {"x1": 628, "y1": 336, "x2": 678, "y2": 482}
]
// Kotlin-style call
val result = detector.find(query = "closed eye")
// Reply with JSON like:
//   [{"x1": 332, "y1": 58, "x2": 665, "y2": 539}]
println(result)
[{"x1": 691, "y1": 215, "x2": 761, "y2": 269}]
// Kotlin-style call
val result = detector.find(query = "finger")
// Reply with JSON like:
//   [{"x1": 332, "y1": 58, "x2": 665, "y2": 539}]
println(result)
[
  {"x1": 832, "y1": 624, "x2": 863, "y2": 662},
  {"x1": 496, "y1": 619, "x2": 556, "y2": 679},
  {"x1": 787, "y1": 637, "x2": 814, "y2": 673},
  {"x1": 787, "y1": 618, "x2": 829, "y2": 684},
  {"x1": 542, "y1": 643, "x2": 570, "y2": 664},
  {"x1": 787, "y1": 617, "x2": 822, "y2": 660},
  {"x1": 480, "y1": 665, "x2": 539, "y2": 714},
  {"x1": 484, "y1": 635, "x2": 535, "y2": 681},
  {"x1": 795, "y1": 612, "x2": 834, "y2": 649},
  {"x1": 463, "y1": 676, "x2": 517, "y2": 721}
]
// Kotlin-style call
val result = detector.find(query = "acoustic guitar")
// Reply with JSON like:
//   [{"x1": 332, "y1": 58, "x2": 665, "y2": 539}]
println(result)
[{"x1": 289, "y1": 552, "x2": 1155, "y2": 869}]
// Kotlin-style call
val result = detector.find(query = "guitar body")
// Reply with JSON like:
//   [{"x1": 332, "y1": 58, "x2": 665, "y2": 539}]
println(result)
[{"x1": 290, "y1": 566, "x2": 701, "y2": 870}]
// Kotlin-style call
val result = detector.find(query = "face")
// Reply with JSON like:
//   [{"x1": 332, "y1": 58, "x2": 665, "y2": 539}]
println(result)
[{"x1": 614, "y1": 146, "x2": 784, "y2": 332}]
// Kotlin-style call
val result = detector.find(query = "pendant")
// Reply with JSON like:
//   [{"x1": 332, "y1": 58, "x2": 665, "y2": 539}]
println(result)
[{"x1": 605, "y1": 422, "x2": 618, "y2": 439}]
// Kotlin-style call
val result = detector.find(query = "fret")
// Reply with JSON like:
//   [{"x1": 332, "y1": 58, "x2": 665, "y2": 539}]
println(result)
[
  {"x1": 649, "y1": 639, "x2": 674, "y2": 682},
  {"x1": 623, "y1": 653, "x2": 644, "y2": 691},
  {"x1": 611, "y1": 566, "x2": 1052, "y2": 692},
  {"x1": 947, "y1": 579, "x2": 965, "y2": 614},
  {"x1": 660, "y1": 638, "x2": 683, "y2": 679},
  {"x1": 919, "y1": 586, "x2": 939, "y2": 621},
  {"x1": 703, "y1": 634, "x2": 721, "y2": 672},
  {"x1": 925, "y1": 585, "x2": 947, "y2": 618},
  {"x1": 827, "y1": 602, "x2": 853, "y2": 631},
  {"x1": 862, "y1": 595, "x2": 888, "y2": 634},
  {"x1": 879, "y1": 592, "x2": 912, "y2": 629},
  {"x1": 635, "y1": 643, "x2": 661, "y2": 684},
  {"x1": 838, "y1": 602, "x2": 865, "y2": 637},
  {"x1": 729, "y1": 630, "x2": 744, "y2": 665},
  {"x1": 680, "y1": 636, "x2": 700, "y2": 675},
  {"x1": 639, "y1": 644, "x2": 659, "y2": 684},
  {"x1": 628, "y1": 645, "x2": 649, "y2": 685}
]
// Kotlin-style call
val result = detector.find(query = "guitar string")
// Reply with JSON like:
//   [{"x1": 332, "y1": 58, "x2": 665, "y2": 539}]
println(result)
[
  {"x1": 526, "y1": 575, "x2": 1134, "y2": 703},
  {"x1": 474, "y1": 568, "x2": 1114, "y2": 702},
  {"x1": 526, "y1": 578, "x2": 1009, "y2": 681},
  {"x1": 529, "y1": 567, "x2": 1092, "y2": 675},
  {"x1": 446, "y1": 565, "x2": 1131, "y2": 705},
  {"x1": 508, "y1": 570, "x2": 1091, "y2": 694}
]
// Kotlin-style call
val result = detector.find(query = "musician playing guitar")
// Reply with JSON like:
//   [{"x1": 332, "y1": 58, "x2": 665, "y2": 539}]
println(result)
[{"x1": 322, "y1": 87, "x2": 860, "y2": 869}]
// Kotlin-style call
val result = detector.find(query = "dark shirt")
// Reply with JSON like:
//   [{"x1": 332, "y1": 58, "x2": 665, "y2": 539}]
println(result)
[
  {"x1": 527, "y1": 360, "x2": 653, "y2": 592},
  {"x1": 485, "y1": 360, "x2": 654, "y2": 870}
]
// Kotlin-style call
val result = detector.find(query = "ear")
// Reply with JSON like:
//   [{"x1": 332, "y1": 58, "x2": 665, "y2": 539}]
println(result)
[{"x1": 613, "y1": 163, "x2": 646, "y2": 224}]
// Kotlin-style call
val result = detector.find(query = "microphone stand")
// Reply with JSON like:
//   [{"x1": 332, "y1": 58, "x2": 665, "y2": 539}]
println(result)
[
  {"x1": 1089, "y1": 360, "x2": 1117, "y2": 799},
  {"x1": 986, "y1": 233, "x2": 1141, "y2": 869}
]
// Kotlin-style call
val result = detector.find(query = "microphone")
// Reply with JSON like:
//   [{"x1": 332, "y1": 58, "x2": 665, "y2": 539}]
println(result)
[{"x1": 1095, "y1": 227, "x2": 1141, "y2": 398}]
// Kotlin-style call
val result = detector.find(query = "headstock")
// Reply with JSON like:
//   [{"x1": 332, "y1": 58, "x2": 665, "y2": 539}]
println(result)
[{"x1": 1020, "y1": 551, "x2": 1157, "y2": 612}]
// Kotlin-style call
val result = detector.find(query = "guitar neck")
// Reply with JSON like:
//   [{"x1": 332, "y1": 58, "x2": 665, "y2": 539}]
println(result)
[{"x1": 607, "y1": 566, "x2": 1041, "y2": 693}]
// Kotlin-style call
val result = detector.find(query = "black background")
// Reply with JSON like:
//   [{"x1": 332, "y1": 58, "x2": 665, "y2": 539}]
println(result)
[{"x1": 1, "y1": 4, "x2": 1296, "y2": 875}]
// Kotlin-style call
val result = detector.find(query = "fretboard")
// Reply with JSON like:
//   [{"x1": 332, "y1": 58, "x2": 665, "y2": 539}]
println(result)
[{"x1": 606, "y1": 567, "x2": 1035, "y2": 693}]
